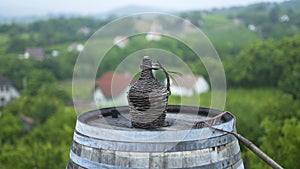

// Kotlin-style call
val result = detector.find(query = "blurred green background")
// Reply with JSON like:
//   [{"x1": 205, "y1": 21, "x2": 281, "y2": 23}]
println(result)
[{"x1": 0, "y1": 0, "x2": 299, "y2": 168}]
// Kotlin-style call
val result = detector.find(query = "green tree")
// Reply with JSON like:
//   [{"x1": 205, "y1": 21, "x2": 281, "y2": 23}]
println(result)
[
  {"x1": 279, "y1": 63, "x2": 300, "y2": 99},
  {"x1": 255, "y1": 118, "x2": 300, "y2": 169},
  {"x1": 0, "y1": 54, "x2": 33, "y2": 89},
  {"x1": 37, "y1": 83, "x2": 70, "y2": 103},
  {"x1": 0, "y1": 108, "x2": 76, "y2": 169},
  {"x1": 227, "y1": 36, "x2": 300, "y2": 99},
  {"x1": 5, "y1": 25, "x2": 27, "y2": 53},
  {"x1": 180, "y1": 11, "x2": 202, "y2": 27},
  {"x1": 232, "y1": 89, "x2": 300, "y2": 169},
  {"x1": 0, "y1": 111, "x2": 22, "y2": 145},
  {"x1": 25, "y1": 70, "x2": 57, "y2": 96},
  {"x1": 269, "y1": 6, "x2": 280, "y2": 23},
  {"x1": 277, "y1": 37, "x2": 300, "y2": 99},
  {"x1": 17, "y1": 93, "x2": 65, "y2": 124},
  {"x1": 227, "y1": 39, "x2": 282, "y2": 87}
]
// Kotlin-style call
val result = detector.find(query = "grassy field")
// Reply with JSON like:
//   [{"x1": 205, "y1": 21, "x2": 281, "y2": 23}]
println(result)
[
  {"x1": 201, "y1": 14, "x2": 261, "y2": 58},
  {"x1": 0, "y1": 34, "x2": 8, "y2": 54},
  {"x1": 59, "y1": 78, "x2": 94, "y2": 100}
]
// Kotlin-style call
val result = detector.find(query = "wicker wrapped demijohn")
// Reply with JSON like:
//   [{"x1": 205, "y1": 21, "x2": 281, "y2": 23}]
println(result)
[{"x1": 127, "y1": 56, "x2": 170, "y2": 129}]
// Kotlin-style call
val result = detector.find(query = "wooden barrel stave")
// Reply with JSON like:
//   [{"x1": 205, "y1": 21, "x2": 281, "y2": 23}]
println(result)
[
  {"x1": 73, "y1": 131, "x2": 236, "y2": 152},
  {"x1": 68, "y1": 135, "x2": 242, "y2": 168},
  {"x1": 68, "y1": 151, "x2": 243, "y2": 169}
]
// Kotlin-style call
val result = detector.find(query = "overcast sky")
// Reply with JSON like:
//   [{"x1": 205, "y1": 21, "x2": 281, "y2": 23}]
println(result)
[{"x1": 0, "y1": 0, "x2": 285, "y2": 17}]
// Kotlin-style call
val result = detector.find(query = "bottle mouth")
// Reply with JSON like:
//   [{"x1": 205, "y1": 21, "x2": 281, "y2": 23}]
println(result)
[{"x1": 140, "y1": 56, "x2": 152, "y2": 70}]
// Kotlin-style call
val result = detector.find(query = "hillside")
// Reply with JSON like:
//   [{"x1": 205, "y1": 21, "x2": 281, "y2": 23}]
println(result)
[{"x1": 201, "y1": 14, "x2": 261, "y2": 58}]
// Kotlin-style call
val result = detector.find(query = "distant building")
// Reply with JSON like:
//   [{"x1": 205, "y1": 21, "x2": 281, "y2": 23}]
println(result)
[
  {"x1": 248, "y1": 24, "x2": 256, "y2": 32},
  {"x1": 94, "y1": 72, "x2": 133, "y2": 106},
  {"x1": 167, "y1": 74, "x2": 209, "y2": 96},
  {"x1": 279, "y1": 15, "x2": 289, "y2": 22},
  {"x1": 0, "y1": 75, "x2": 20, "y2": 106},
  {"x1": 68, "y1": 43, "x2": 84, "y2": 52},
  {"x1": 51, "y1": 50, "x2": 59, "y2": 57},
  {"x1": 146, "y1": 21, "x2": 163, "y2": 41},
  {"x1": 113, "y1": 36, "x2": 129, "y2": 48},
  {"x1": 77, "y1": 26, "x2": 91, "y2": 36},
  {"x1": 233, "y1": 18, "x2": 244, "y2": 25},
  {"x1": 24, "y1": 47, "x2": 45, "y2": 60}
]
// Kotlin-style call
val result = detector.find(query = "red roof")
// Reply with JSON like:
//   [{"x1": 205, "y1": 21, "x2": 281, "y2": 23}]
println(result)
[{"x1": 95, "y1": 72, "x2": 133, "y2": 98}]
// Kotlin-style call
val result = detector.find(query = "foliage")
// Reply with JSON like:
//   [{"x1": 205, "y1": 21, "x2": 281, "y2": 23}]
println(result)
[
  {"x1": 227, "y1": 40, "x2": 282, "y2": 87},
  {"x1": 201, "y1": 14, "x2": 261, "y2": 59},
  {"x1": 225, "y1": 88, "x2": 300, "y2": 168},
  {"x1": 0, "y1": 54, "x2": 32, "y2": 89},
  {"x1": 277, "y1": 37, "x2": 300, "y2": 99},
  {"x1": 37, "y1": 83, "x2": 70, "y2": 104},
  {"x1": 180, "y1": 11, "x2": 203, "y2": 27},
  {"x1": 21, "y1": 17, "x2": 107, "y2": 46},
  {"x1": 0, "y1": 108, "x2": 76, "y2": 169},
  {"x1": 258, "y1": 118, "x2": 300, "y2": 169},
  {"x1": 6, "y1": 29, "x2": 27, "y2": 53},
  {"x1": 0, "y1": 111, "x2": 22, "y2": 145},
  {"x1": 18, "y1": 95, "x2": 62, "y2": 124},
  {"x1": 227, "y1": 36, "x2": 300, "y2": 99},
  {"x1": 25, "y1": 70, "x2": 57, "y2": 96},
  {"x1": 234, "y1": 1, "x2": 300, "y2": 39}
]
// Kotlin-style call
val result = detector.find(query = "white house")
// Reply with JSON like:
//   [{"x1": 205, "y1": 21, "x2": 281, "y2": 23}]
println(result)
[
  {"x1": 248, "y1": 24, "x2": 256, "y2": 32},
  {"x1": 94, "y1": 72, "x2": 133, "y2": 106},
  {"x1": 146, "y1": 21, "x2": 163, "y2": 41},
  {"x1": 51, "y1": 50, "x2": 59, "y2": 57},
  {"x1": 0, "y1": 75, "x2": 20, "y2": 106},
  {"x1": 279, "y1": 14, "x2": 289, "y2": 22},
  {"x1": 68, "y1": 43, "x2": 84, "y2": 52},
  {"x1": 77, "y1": 26, "x2": 91, "y2": 36},
  {"x1": 233, "y1": 18, "x2": 244, "y2": 25},
  {"x1": 167, "y1": 74, "x2": 209, "y2": 96},
  {"x1": 113, "y1": 36, "x2": 129, "y2": 48}
]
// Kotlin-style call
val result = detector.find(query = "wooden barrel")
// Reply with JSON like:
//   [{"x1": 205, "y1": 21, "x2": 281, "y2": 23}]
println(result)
[{"x1": 67, "y1": 105, "x2": 244, "y2": 169}]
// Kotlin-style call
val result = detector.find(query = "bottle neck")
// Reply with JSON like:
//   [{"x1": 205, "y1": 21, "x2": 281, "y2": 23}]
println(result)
[
  {"x1": 139, "y1": 68, "x2": 154, "y2": 80},
  {"x1": 139, "y1": 56, "x2": 154, "y2": 80}
]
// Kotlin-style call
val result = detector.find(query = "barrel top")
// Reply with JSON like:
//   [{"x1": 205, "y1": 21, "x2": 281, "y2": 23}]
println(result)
[
  {"x1": 76, "y1": 105, "x2": 235, "y2": 142},
  {"x1": 78, "y1": 105, "x2": 233, "y2": 131}
]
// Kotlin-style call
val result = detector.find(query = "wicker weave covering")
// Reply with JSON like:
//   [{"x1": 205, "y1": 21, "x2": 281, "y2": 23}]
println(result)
[{"x1": 128, "y1": 56, "x2": 169, "y2": 129}]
